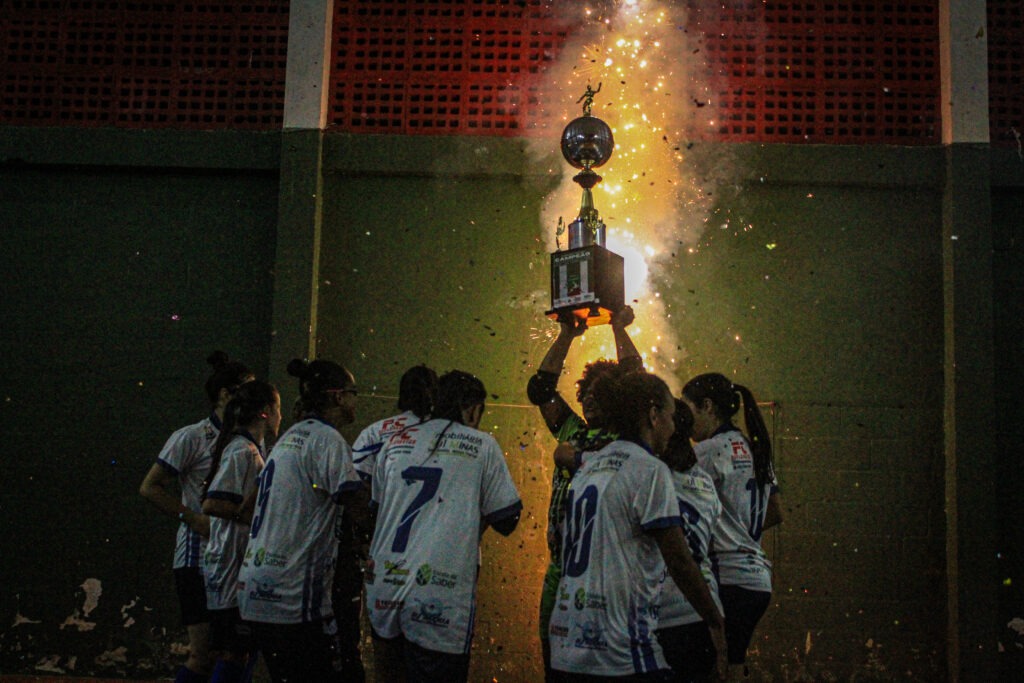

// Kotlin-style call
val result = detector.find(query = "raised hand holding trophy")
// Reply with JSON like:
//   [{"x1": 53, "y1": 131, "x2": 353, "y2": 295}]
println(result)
[{"x1": 546, "y1": 84, "x2": 625, "y2": 327}]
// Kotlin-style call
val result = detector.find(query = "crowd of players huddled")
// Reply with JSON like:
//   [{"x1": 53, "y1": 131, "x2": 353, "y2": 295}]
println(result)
[{"x1": 139, "y1": 306, "x2": 780, "y2": 683}]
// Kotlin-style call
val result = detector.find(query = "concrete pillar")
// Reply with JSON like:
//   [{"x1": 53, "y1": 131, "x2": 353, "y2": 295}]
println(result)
[
  {"x1": 269, "y1": 0, "x2": 333, "y2": 391},
  {"x1": 939, "y1": 1, "x2": 996, "y2": 680}
]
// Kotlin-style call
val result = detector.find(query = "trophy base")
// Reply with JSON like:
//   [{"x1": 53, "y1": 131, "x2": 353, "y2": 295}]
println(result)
[
  {"x1": 547, "y1": 244, "x2": 625, "y2": 328},
  {"x1": 545, "y1": 305, "x2": 616, "y2": 327}
]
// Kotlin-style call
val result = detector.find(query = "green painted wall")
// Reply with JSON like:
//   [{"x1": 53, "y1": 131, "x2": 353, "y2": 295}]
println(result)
[
  {"x1": 0, "y1": 129, "x2": 280, "y2": 677},
  {"x1": 1, "y1": 126, "x2": 1021, "y2": 681}
]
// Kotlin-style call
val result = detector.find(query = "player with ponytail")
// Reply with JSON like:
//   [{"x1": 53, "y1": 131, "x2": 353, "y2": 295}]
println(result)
[
  {"x1": 201, "y1": 380, "x2": 281, "y2": 683},
  {"x1": 139, "y1": 351, "x2": 253, "y2": 683},
  {"x1": 682, "y1": 373, "x2": 782, "y2": 680}
]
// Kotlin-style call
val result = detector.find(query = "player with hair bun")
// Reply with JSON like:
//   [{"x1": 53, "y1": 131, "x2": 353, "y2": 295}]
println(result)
[
  {"x1": 366, "y1": 370, "x2": 522, "y2": 683},
  {"x1": 237, "y1": 359, "x2": 364, "y2": 683},
  {"x1": 548, "y1": 370, "x2": 726, "y2": 682},
  {"x1": 139, "y1": 351, "x2": 253, "y2": 683},
  {"x1": 200, "y1": 380, "x2": 281, "y2": 683},
  {"x1": 682, "y1": 373, "x2": 782, "y2": 681}
]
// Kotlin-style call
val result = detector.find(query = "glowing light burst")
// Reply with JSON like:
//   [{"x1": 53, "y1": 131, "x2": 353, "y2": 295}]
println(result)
[{"x1": 535, "y1": 0, "x2": 716, "y2": 392}]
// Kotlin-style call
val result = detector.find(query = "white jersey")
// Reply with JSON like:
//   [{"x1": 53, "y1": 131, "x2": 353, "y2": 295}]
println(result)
[
  {"x1": 658, "y1": 466, "x2": 723, "y2": 628},
  {"x1": 352, "y1": 410, "x2": 424, "y2": 482},
  {"x1": 549, "y1": 440, "x2": 681, "y2": 677},
  {"x1": 366, "y1": 419, "x2": 522, "y2": 655},
  {"x1": 156, "y1": 415, "x2": 219, "y2": 569},
  {"x1": 203, "y1": 434, "x2": 264, "y2": 611},
  {"x1": 695, "y1": 426, "x2": 777, "y2": 592},
  {"x1": 237, "y1": 416, "x2": 362, "y2": 624}
]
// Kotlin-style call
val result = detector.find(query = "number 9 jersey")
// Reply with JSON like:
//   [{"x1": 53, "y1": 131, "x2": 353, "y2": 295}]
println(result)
[
  {"x1": 237, "y1": 416, "x2": 363, "y2": 624},
  {"x1": 365, "y1": 418, "x2": 522, "y2": 655}
]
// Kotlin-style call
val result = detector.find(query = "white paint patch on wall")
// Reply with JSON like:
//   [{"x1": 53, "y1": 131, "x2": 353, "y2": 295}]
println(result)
[{"x1": 59, "y1": 578, "x2": 103, "y2": 632}]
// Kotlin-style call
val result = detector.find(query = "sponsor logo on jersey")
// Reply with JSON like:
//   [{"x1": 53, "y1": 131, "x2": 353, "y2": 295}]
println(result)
[
  {"x1": 391, "y1": 429, "x2": 419, "y2": 447},
  {"x1": 410, "y1": 598, "x2": 450, "y2": 628},
  {"x1": 589, "y1": 458, "x2": 625, "y2": 474},
  {"x1": 573, "y1": 589, "x2": 607, "y2": 611},
  {"x1": 572, "y1": 619, "x2": 608, "y2": 650},
  {"x1": 415, "y1": 564, "x2": 458, "y2": 589},
  {"x1": 550, "y1": 624, "x2": 570, "y2": 638},
  {"x1": 374, "y1": 599, "x2": 404, "y2": 611},
  {"x1": 384, "y1": 560, "x2": 410, "y2": 576},
  {"x1": 248, "y1": 577, "x2": 283, "y2": 602},
  {"x1": 252, "y1": 547, "x2": 288, "y2": 568},
  {"x1": 203, "y1": 425, "x2": 217, "y2": 441}
]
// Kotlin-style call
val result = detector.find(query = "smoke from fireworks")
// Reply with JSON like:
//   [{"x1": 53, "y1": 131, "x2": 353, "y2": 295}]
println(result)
[{"x1": 531, "y1": 0, "x2": 721, "y2": 391}]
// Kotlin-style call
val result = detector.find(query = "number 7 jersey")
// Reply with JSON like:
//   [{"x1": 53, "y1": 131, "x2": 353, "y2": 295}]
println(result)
[{"x1": 366, "y1": 418, "x2": 522, "y2": 655}]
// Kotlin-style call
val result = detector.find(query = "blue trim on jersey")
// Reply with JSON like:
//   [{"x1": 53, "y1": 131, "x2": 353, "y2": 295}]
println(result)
[
  {"x1": 627, "y1": 603, "x2": 660, "y2": 674},
  {"x1": 352, "y1": 443, "x2": 383, "y2": 463},
  {"x1": 484, "y1": 500, "x2": 523, "y2": 524},
  {"x1": 712, "y1": 422, "x2": 740, "y2": 437},
  {"x1": 210, "y1": 413, "x2": 223, "y2": 430},
  {"x1": 205, "y1": 490, "x2": 244, "y2": 504},
  {"x1": 186, "y1": 527, "x2": 202, "y2": 567},
  {"x1": 641, "y1": 515, "x2": 684, "y2": 531},
  {"x1": 156, "y1": 458, "x2": 180, "y2": 475},
  {"x1": 303, "y1": 414, "x2": 338, "y2": 431}
]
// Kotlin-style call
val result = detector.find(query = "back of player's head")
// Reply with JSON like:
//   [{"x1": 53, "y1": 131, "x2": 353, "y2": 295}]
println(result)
[
  {"x1": 684, "y1": 371, "x2": 774, "y2": 488},
  {"x1": 592, "y1": 370, "x2": 672, "y2": 442},
  {"x1": 682, "y1": 372, "x2": 739, "y2": 420},
  {"x1": 397, "y1": 364, "x2": 438, "y2": 418},
  {"x1": 433, "y1": 370, "x2": 487, "y2": 423},
  {"x1": 575, "y1": 358, "x2": 617, "y2": 402},
  {"x1": 661, "y1": 398, "x2": 697, "y2": 472},
  {"x1": 206, "y1": 380, "x2": 279, "y2": 495},
  {"x1": 224, "y1": 380, "x2": 279, "y2": 430},
  {"x1": 204, "y1": 350, "x2": 253, "y2": 406},
  {"x1": 287, "y1": 358, "x2": 353, "y2": 415}
]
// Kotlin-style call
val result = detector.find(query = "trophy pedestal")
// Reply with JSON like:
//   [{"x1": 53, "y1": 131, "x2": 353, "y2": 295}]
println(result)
[{"x1": 546, "y1": 245, "x2": 625, "y2": 327}]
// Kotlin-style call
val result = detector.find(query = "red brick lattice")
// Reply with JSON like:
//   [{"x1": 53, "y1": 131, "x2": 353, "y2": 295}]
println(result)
[
  {"x1": 0, "y1": 1, "x2": 1017, "y2": 145},
  {"x1": 0, "y1": 0, "x2": 289, "y2": 129},
  {"x1": 988, "y1": 0, "x2": 1023, "y2": 148},
  {"x1": 328, "y1": 0, "x2": 570, "y2": 136},
  {"x1": 687, "y1": 0, "x2": 941, "y2": 144}
]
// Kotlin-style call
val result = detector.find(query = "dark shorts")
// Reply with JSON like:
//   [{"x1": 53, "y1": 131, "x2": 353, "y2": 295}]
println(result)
[
  {"x1": 174, "y1": 566, "x2": 210, "y2": 627},
  {"x1": 208, "y1": 607, "x2": 253, "y2": 654},
  {"x1": 251, "y1": 617, "x2": 352, "y2": 683},
  {"x1": 718, "y1": 585, "x2": 771, "y2": 665},
  {"x1": 656, "y1": 621, "x2": 715, "y2": 682},
  {"x1": 370, "y1": 627, "x2": 470, "y2": 683}
]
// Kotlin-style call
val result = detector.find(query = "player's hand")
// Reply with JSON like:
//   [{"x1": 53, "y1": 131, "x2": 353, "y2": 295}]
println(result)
[
  {"x1": 556, "y1": 312, "x2": 588, "y2": 338},
  {"x1": 190, "y1": 512, "x2": 211, "y2": 538},
  {"x1": 610, "y1": 305, "x2": 635, "y2": 329},
  {"x1": 708, "y1": 618, "x2": 728, "y2": 680}
]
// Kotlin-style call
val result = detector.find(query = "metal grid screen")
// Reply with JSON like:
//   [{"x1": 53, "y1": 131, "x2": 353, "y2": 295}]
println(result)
[
  {"x1": 328, "y1": 0, "x2": 569, "y2": 136},
  {"x1": 988, "y1": 0, "x2": 1023, "y2": 148},
  {"x1": 1, "y1": 1, "x2": 1017, "y2": 145},
  {"x1": 686, "y1": 1, "x2": 941, "y2": 144},
  {"x1": 326, "y1": 1, "x2": 946, "y2": 144},
  {"x1": 0, "y1": 0, "x2": 289, "y2": 129}
]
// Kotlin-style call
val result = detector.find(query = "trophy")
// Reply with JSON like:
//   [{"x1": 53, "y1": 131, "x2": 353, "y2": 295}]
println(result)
[{"x1": 546, "y1": 84, "x2": 625, "y2": 327}]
